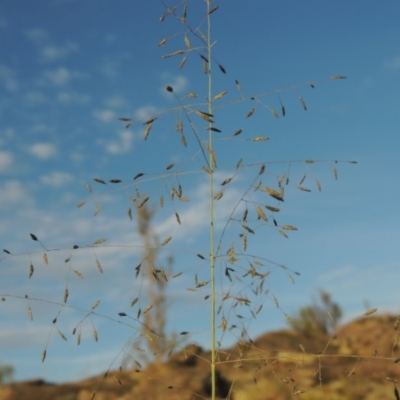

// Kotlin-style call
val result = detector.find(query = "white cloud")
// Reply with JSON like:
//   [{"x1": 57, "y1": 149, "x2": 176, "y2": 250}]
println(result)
[
  {"x1": 40, "y1": 171, "x2": 74, "y2": 187},
  {"x1": 161, "y1": 74, "x2": 189, "y2": 96},
  {"x1": 41, "y1": 41, "x2": 79, "y2": 62},
  {"x1": 0, "y1": 180, "x2": 32, "y2": 209},
  {"x1": 24, "y1": 91, "x2": 48, "y2": 106},
  {"x1": 25, "y1": 28, "x2": 50, "y2": 45},
  {"x1": 104, "y1": 95, "x2": 125, "y2": 108},
  {"x1": 384, "y1": 55, "x2": 400, "y2": 71},
  {"x1": 28, "y1": 142, "x2": 57, "y2": 160},
  {"x1": 57, "y1": 91, "x2": 91, "y2": 105},
  {"x1": 0, "y1": 151, "x2": 14, "y2": 172},
  {"x1": 105, "y1": 34, "x2": 117, "y2": 44},
  {"x1": 93, "y1": 109, "x2": 116, "y2": 123},
  {"x1": 0, "y1": 64, "x2": 18, "y2": 92},
  {"x1": 25, "y1": 28, "x2": 79, "y2": 62},
  {"x1": 100, "y1": 53, "x2": 130, "y2": 78},
  {"x1": 134, "y1": 105, "x2": 158, "y2": 122},
  {"x1": 104, "y1": 131, "x2": 134, "y2": 154},
  {"x1": 44, "y1": 67, "x2": 85, "y2": 86}
]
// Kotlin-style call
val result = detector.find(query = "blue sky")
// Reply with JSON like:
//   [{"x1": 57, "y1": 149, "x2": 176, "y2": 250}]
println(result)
[{"x1": 1, "y1": 0, "x2": 400, "y2": 384}]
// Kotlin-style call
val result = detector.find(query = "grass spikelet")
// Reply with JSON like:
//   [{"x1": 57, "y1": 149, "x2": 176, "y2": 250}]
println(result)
[
  {"x1": 93, "y1": 178, "x2": 106, "y2": 185},
  {"x1": 92, "y1": 300, "x2": 101, "y2": 310},
  {"x1": 162, "y1": 49, "x2": 184, "y2": 59},
  {"x1": 179, "y1": 56, "x2": 187, "y2": 69},
  {"x1": 214, "y1": 191, "x2": 223, "y2": 200},
  {"x1": 255, "y1": 205, "x2": 268, "y2": 221},
  {"x1": 133, "y1": 172, "x2": 144, "y2": 180},
  {"x1": 96, "y1": 260, "x2": 103, "y2": 273},
  {"x1": 73, "y1": 270, "x2": 83, "y2": 279},
  {"x1": 298, "y1": 96, "x2": 307, "y2": 111},
  {"x1": 330, "y1": 75, "x2": 347, "y2": 80},
  {"x1": 93, "y1": 328, "x2": 98, "y2": 342},
  {"x1": 279, "y1": 230, "x2": 289, "y2": 238},
  {"x1": 281, "y1": 225, "x2": 297, "y2": 231},
  {"x1": 213, "y1": 90, "x2": 227, "y2": 101},
  {"x1": 144, "y1": 123, "x2": 153, "y2": 140},
  {"x1": 246, "y1": 108, "x2": 255, "y2": 118},
  {"x1": 252, "y1": 136, "x2": 269, "y2": 141},
  {"x1": 41, "y1": 350, "x2": 46, "y2": 363},
  {"x1": 94, "y1": 203, "x2": 101, "y2": 216},
  {"x1": 161, "y1": 236, "x2": 172, "y2": 246},
  {"x1": 333, "y1": 166, "x2": 338, "y2": 180},
  {"x1": 143, "y1": 304, "x2": 153, "y2": 314},
  {"x1": 175, "y1": 212, "x2": 181, "y2": 224},
  {"x1": 57, "y1": 329, "x2": 67, "y2": 341},
  {"x1": 77, "y1": 201, "x2": 86, "y2": 208},
  {"x1": 364, "y1": 308, "x2": 378, "y2": 316},
  {"x1": 218, "y1": 64, "x2": 226, "y2": 74},
  {"x1": 93, "y1": 238, "x2": 105, "y2": 245},
  {"x1": 195, "y1": 110, "x2": 214, "y2": 123},
  {"x1": 28, "y1": 306, "x2": 33, "y2": 321},
  {"x1": 30, "y1": 233, "x2": 38, "y2": 241},
  {"x1": 64, "y1": 288, "x2": 68, "y2": 303},
  {"x1": 263, "y1": 187, "x2": 284, "y2": 201},
  {"x1": 184, "y1": 35, "x2": 191, "y2": 48},
  {"x1": 29, "y1": 263, "x2": 34, "y2": 278}
]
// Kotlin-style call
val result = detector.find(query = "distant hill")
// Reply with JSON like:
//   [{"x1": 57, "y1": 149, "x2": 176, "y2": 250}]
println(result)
[{"x1": 1, "y1": 314, "x2": 400, "y2": 400}]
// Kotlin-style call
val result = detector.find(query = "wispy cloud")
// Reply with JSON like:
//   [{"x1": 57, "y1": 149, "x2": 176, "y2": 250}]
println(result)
[
  {"x1": 0, "y1": 151, "x2": 14, "y2": 172},
  {"x1": 28, "y1": 143, "x2": 57, "y2": 160},
  {"x1": 57, "y1": 91, "x2": 91, "y2": 105},
  {"x1": 103, "y1": 131, "x2": 135, "y2": 154},
  {"x1": 93, "y1": 109, "x2": 116, "y2": 123},
  {"x1": 384, "y1": 55, "x2": 400, "y2": 71},
  {"x1": 40, "y1": 171, "x2": 74, "y2": 187},
  {"x1": 100, "y1": 53, "x2": 130, "y2": 78},
  {"x1": 44, "y1": 67, "x2": 85, "y2": 86},
  {"x1": 25, "y1": 28, "x2": 79, "y2": 62},
  {"x1": 0, "y1": 64, "x2": 18, "y2": 92},
  {"x1": 0, "y1": 180, "x2": 33, "y2": 210}
]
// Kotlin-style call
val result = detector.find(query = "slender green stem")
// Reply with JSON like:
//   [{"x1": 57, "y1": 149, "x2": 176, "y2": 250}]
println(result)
[{"x1": 206, "y1": 1, "x2": 216, "y2": 400}]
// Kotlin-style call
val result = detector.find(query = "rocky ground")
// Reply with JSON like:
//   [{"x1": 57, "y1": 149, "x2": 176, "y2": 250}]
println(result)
[{"x1": 1, "y1": 314, "x2": 400, "y2": 400}]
